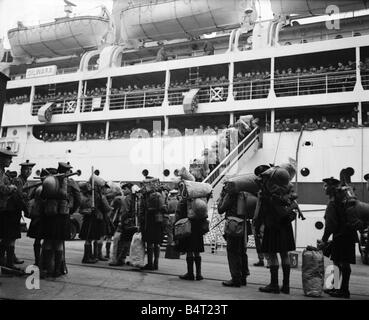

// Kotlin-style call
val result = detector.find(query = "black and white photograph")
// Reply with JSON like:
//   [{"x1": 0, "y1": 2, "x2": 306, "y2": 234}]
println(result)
[{"x1": 0, "y1": 0, "x2": 369, "y2": 308}]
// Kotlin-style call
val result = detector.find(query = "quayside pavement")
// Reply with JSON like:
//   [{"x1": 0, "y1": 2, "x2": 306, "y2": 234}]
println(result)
[{"x1": 0, "y1": 237, "x2": 368, "y2": 300}]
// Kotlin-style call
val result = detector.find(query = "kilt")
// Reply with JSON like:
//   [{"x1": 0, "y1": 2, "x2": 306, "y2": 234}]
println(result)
[
  {"x1": 175, "y1": 220, "x2": 204, "y2": 254},
  {"x1": 41, "y1": 214, "x2": 71, "y2": 241},
  {"x1": 79, "y1": 215, "x2": 106, "y2": 240},
  {"x1": 330, "y1": 232, "x2": 357, "y2": 264},
  {"x1": 261, "y1": 222, "x2": 296, "y2": 254},
  {"x1": 27, "y1": 217, "x2": 42, "y2": 239},
  {"x1": 0, "y1": 211, "x2": 21, "y2": 240}
]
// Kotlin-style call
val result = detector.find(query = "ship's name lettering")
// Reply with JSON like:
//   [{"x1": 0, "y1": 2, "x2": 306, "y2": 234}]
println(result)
[{"x1": 26, "y1": 66, "x2": 57, "y2": 79}]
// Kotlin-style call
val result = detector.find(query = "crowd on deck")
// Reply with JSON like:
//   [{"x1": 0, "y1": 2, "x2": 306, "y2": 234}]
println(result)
[
  {"x1": 5, "y1": 95, "x2": 30, "y2": 104},
  {"x1": 40, "y1": 132, "x2": 77, "y2": 142}
]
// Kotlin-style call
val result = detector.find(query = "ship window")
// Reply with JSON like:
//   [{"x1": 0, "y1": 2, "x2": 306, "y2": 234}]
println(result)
[
  {"x1": 163, "y1": 169, "x2": 170, "y2": 177},
  {"x1": 284, "y1": 42, "x2": 292, "y2": 46},
  {"x1": 12, "y1": 130, "x2": 17, "y2": 136},
  {"x1": 304, "y1": 141, "x2": 313, "y2": 147},
  {"x1": 300, "y1": 168, "x2": 310, "y2": 177},
  {"x1": 335, "y1": 35, "x2": 343, "y2": 39},
  {"x1": 6, "y1": 87, "x2": 31, "y2": 104},
  {"x1": 33, "y1": 124, "x2": 77, "y2": 142},
  {"x1": 354, "y1": 32, "x2": 361, "y2": 37},
  {"x1": 80, "y1": 122, "x2": 106, "y2": 141},
  {"x1": 1, "y1": 127, "x2": 8, "y2": 138},
  {"x1": 315, "y1": 221, "x2": 324, "y2": 230}
]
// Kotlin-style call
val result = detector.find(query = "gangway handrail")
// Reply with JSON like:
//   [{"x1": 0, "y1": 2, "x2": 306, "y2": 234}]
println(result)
[{"x1": 203, "y1": 127, "x2": 259, "y2": 188}]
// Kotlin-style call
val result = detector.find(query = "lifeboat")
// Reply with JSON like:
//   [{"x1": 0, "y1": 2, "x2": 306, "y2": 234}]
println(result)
[
  {"x1": 112, "y1": 0, "x2": 369, "y2": 43},
  {"x1": 7, "y1": 15, "x2": 110, "y2": 60}
]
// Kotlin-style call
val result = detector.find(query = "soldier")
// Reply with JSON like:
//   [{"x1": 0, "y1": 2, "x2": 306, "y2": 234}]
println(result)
[
  {"x1": 11, "y1": 160, "x2": 36, "y2": 265},
  {"x1": 218, "y1": 187, "x2": 250, "y2": 287},
  {"x1": 139, "y1": 178, "x2": 167, "y2": 270},
  {"x1": 0, "y1": 147, "x2": 23, "y2": 275},
  {"x1": 79, "y1": 177, "x2": 111, "y2": 264},
  {"x1": 39, "y1": 162, "x2": 81, "y2": 278},
  {"x1": 109, "y1": 183, "x2": 137, "y2": 266},
  {"x1": 255, "y1": 167, "x2": 297, "y2": 294},
  {"x1": 319, "y1": 177, "x2": 363, "y2": 299},
  {"x1": 26, "y1": 169, "x2": 47, "y2": 267}
]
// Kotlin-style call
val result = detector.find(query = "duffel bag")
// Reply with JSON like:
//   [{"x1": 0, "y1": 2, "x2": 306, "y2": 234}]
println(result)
[
  {"x1": 174, "y1": 218, "x2": 192, "y2": 239},
  {"x1": 224, "y1": 173, "x2": 259, "y2": 195},
  {"x1": 237, "y1": 192, "x2": 258, "y2": 219},
  {"x1": 302, "y1": 246, "x2": 324, "y2": 297},
  {"x1": 224, "y1": 216, "x2": 245, "y2": 238},
  {"x1": 187, "y1": 198, "x2": 208, "y2": 220},
  {"x1": 180, "y1": 180, "x2": 212, "y2": 199},
  {"x1": 129, "y1": 232, "x2": 146, "y2": 268}
]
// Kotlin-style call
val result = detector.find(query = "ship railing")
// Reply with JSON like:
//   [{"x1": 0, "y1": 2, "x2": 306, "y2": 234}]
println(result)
[
  {"x1": 273, "y1": 69, "x2": 356, "y2": 97},
  {"x1": 31, "y1": 97, "x2": 78, "y2": 116},
  {"x1": 233, "y1": 78, "x2": 270, "y2": 100},
  {"x1": 79, "y1": 95, "x2": 106, "y2": 112},
  {"x1": 203, "y1": 127, "x2": 260, "y2": 187},
  {"x1": 109, "y1": 89, "x2": 165, "y2": 110},
  {"x1": 168, "y1": 82, "x2": 229, "y2": 106},
  {"x1": 361, "y1": 70, "x2": 369, "y2": 90}
]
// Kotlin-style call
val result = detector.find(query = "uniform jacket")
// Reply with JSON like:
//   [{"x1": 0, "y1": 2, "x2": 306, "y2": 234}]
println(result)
[{"x1": 0, "y1": 168, "x2": 15, "y2": 211}]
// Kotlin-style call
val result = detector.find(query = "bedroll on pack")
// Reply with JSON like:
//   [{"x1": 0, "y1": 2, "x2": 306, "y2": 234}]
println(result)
[
  {"x1": 180, "y1": 180, "x2": 212, "y2": 199},
  {"x1": 237, "y1": 192, "x2": 258, "y2": 219},
  {"x1": 224, "y1": 173, "x2": 259, "y2": 195},
  {"x1": 345, "y1": 200, "x2": 369, "y2": 230},
  {"x1": 174, "y1": 218, "x2": 192, "y2": 239},
  {"x1": 302, "y1": 246, "x2": 324, "y2": 297},
  {"x1": 129, "y1": 232, "x2": 146, "y2": 268},
  {"x1": 187, "y1": 198, "x2": 208, "y2": 220},
  {"x1": 217, "y1": 192, "x2": 234, "y2": 215}
]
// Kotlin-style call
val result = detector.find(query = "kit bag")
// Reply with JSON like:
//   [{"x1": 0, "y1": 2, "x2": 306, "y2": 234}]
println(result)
[
  {"x1": 174, "y1": 218, "x2": 192, "y2": 239},
  {"x1": 224, "y1": 173, "x2": 259, "y2": 195},
  {"x1": 302, "y1": 246, "x2": 324, "y2": 297},
  {"x1": 187, "y1": 198, "x2": 208, "y2": 220},
  {"x1": 237, "y1": 192, "x2": 258, "y2": 219},
  {"x1": 129, "y1": 232, "x2": 146, "y2": 268},
  {"x1": 224, "y1": 216, "x2": 245, "y2": 238},
  {"x1": 181, "y1": 180, "x2": 212, "y2": 199}
]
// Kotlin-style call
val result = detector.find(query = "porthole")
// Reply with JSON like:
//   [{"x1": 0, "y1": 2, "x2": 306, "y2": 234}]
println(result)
[
  {"x1": 315, "y1": 221, "x2": 324, "y2": 230},
  {"x1": 304, "y1": 141, "x2": 313, "y2": 147},
  {"x1": 163, "y1": 169, "x2": 170, "y2": 177},
  {"x1": 142, "y1": 169, "x2": 149, "y2": 178},
  {"x1": 301, "y1": 168, "x2": 310, "y2": 177},
  {"x1": 12, "y1": 129, "x2": 17, "y2": 136}
]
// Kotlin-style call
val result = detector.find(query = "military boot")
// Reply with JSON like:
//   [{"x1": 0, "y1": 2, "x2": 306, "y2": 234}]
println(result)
[
  {"x1": 53, "y1": 250, "x2": 64, "y2": 278},
  {"x1": 179, "y1": 257, "x2": 195, "y2": 280},
  {"x1": 194, "y1": 256, "x2": 203, "y2": 281},
  {"x1": 153, "y1": 244, "x2": 160, "y2": 270},
  {"x1": 259, "y1": 266, "x2": 280, "y2": 294},
  {"x1": 82, "y1": 244, "x2": 97, "y2": 264},
  {"x1": 105, "y1": 242, "x2": 111, "y2": 259},
  {"x1": 33, "y1": 243, "x2": 41, "y2": 267},
  {"x1": 142, "y1": 245, "x2": 154, "y2": 270},
  {"x1": 281, "y1": 264, "x2": 290, "y2": 294}
]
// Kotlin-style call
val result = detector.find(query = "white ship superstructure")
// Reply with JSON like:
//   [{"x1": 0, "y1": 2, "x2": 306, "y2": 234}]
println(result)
[{"x1": 2, "y1": 0, "x2": 369, "y2": 248}]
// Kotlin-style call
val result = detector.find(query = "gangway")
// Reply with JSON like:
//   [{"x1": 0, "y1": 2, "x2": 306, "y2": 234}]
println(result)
[{"x1": 203, "y1": 127, "x2": 260, "y2": 245}]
